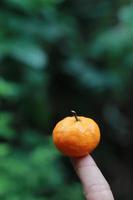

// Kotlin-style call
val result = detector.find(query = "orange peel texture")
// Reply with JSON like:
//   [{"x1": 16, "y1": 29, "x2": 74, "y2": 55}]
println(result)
[{"x1": 53, "y1": 116, "x2": 100, "y2": 157}]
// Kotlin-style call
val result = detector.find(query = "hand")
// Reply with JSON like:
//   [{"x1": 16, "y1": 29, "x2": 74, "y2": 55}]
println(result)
[{"x1": 71, "y1": 155, "x2": 114, "y2": 200}]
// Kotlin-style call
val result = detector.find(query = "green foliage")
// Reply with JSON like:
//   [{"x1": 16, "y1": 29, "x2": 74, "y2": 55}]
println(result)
[
  {"x1": 0, "y1": 79, "x2": 20, "y2": 98},
  {"x1": 0, "y1": 130, "x2": 83, "y2": 199},
  {"x1": 0, "y1": 0, "x2": 133, "y2": 200},
  {"x1": 0, "y1": 113, "x2": 16, "y2": 139}
]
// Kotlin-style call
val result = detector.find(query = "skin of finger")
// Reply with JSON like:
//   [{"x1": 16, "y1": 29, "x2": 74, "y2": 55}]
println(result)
[{"x1": 71, "y1": 155, "x2": 114, "y2": 200}]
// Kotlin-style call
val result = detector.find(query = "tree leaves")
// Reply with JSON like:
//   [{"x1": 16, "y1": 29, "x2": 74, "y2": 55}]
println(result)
[
  {"x1": 11, "y1": 40, "x2": 48, "y2": 69},
  {"x1": 0, "y1": 113, "x2": 16, "y2": 139},
  {"x1": 0, "y1": 79, "x2": 20, "y2": 98}
]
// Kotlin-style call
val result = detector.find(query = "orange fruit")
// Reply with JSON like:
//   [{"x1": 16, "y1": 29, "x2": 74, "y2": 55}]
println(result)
[{"x1": 52, "y1": 111, "x2": 100, "y2": 157}]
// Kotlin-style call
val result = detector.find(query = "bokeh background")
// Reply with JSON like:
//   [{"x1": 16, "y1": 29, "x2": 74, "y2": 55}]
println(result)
[{"x1": 0, "y1": 0, "x2": 133, "y2": 199}]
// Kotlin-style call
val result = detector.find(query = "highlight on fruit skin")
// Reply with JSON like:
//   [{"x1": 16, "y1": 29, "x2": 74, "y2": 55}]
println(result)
[{"x1": 52, "y1": 111, "x2": 101, "y2": 157}]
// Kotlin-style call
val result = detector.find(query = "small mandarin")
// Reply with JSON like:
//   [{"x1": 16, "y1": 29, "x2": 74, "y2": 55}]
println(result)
[{"x1": 53, "y1": 111, "x2": 101, "y2": 157}]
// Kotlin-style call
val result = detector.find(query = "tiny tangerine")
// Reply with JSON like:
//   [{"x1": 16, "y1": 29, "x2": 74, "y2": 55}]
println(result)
[{"x1": 52, "y1": 110, "x2": 101, "y2": 157}]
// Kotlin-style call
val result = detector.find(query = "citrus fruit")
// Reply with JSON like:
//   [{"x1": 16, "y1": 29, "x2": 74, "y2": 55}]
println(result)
[{"x1": 53, "y1": 111, "x2": 100, "y2": 157}]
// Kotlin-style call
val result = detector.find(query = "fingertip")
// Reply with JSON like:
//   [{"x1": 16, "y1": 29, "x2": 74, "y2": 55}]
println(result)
[{"x1": 71, "y1": 155, "x2": 96, "y2": 170}]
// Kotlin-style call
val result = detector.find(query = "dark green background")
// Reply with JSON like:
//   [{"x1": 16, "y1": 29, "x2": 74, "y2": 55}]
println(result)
[{"x1": 0, "y1": 0, "x2": 133, "y2": 199}]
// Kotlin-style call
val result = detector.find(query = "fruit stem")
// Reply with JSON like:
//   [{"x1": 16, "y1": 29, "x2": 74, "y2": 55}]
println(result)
[{"x1": 71, "y1": 110, "x2": 79, "y2": 121}]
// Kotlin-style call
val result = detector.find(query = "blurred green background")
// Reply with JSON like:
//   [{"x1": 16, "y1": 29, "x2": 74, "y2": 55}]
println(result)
[{"x1": 0, "y1": 0, "x2": 133, "y2": 199}]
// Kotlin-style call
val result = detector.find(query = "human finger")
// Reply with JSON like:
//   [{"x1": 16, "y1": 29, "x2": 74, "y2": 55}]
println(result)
[{"x1": 71, "y1": 155, "x2": 114, "y2": 200}]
